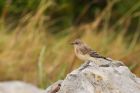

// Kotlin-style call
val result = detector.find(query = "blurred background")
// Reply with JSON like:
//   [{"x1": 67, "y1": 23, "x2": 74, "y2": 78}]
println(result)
[{"x1": 0, "y1": 0, "x2": 140, "y2": 88}]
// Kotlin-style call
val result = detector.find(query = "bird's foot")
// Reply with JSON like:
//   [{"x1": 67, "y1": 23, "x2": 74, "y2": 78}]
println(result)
[{"x1": 79, "y1": 61, "x2": 91, "y2": 71}]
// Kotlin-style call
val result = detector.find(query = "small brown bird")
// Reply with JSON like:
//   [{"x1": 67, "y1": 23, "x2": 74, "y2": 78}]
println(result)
[{"x1": 71, "y1": 39, "x2": 110, "y2": 62}]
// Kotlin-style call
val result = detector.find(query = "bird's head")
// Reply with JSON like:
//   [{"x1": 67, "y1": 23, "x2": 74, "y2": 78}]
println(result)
[{"x1": 71, "y1": 39, "x2": 83, "y2": 46}]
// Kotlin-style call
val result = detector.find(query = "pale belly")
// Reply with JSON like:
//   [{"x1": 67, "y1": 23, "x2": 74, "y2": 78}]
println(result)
[
  {"x1": 75, "y1": 51, "x2": 95, "y2": 61},
  {"x1": 76, "y1": 52, "x2": 89, "y2": 61},
  {"x1": 74, "y1": 46, "x2": 96, "y2": 61}
]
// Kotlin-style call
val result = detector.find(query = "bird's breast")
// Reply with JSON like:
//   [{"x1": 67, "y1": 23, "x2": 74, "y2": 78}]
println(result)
[{"x1": 75, "y1": 48, "x2": 90, "y2": 61}]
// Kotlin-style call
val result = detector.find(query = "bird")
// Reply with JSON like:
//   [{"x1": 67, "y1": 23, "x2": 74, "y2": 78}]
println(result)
[{"x1": 71, "y1": 39, "x2": 111, "y2": 62}]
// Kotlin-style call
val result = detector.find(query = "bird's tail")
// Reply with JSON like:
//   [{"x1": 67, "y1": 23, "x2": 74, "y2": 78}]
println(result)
[{"x1": 100, "y1": 56, "x2": 112, "y2": 61}]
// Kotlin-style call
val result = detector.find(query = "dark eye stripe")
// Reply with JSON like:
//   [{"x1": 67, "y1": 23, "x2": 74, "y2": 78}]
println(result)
[{"x1": 74, "y1": 41, "x2": 79, "y2": 44}]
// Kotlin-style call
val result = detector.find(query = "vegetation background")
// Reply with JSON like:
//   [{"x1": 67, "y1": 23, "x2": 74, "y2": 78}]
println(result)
[{"x1": 0, "y1": 0, "x2": 140, "y2": 88}]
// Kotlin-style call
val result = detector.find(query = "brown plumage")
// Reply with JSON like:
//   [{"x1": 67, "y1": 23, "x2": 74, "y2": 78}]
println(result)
[{"x1": 71, "y1": 39, "x2": 110, "y2": 61}]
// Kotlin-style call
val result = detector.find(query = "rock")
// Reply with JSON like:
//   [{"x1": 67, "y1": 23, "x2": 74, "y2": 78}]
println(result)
[
  {"x1": 45, "y1": 80, "x2": 63, "y2": 93},
  {"x1": 0, "y1": 58, "x2": 139, "y2": 93},
  {"x1": 0, "y1": 81, "x2": 43, "y2": 93},
  {"x1": 46, "y1": 59, "x2": 140, "y2": 93}
]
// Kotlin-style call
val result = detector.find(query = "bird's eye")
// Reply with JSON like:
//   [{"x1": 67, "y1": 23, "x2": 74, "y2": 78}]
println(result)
[{"x1": 75, "y1": 42, "x2": 79, "y2": 44}]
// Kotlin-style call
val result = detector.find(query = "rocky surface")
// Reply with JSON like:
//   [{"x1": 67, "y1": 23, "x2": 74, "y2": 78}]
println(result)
[
  {"x1": 0, "y1": 58, "x2": 140, "y2": 93},
  {"x1": 0, "y1": 81, "x2": 43, "y2": 93},
  {"x1": 55, "y1": 59, "x2": 140, "y2": 93}
]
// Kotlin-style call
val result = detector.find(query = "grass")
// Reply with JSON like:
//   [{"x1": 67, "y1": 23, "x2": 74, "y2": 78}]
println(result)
[
  {"x1": 38, "y1": 46, "x2": 47, "y2": 88},
  {"x1": 0, "y1": 0, "x2": 139, "y2": 88}
]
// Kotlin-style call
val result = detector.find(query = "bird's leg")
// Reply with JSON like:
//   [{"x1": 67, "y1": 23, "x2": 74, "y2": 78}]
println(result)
[
  {"x1": 79, "y1": 61, "x2": 91, "y2": 71},
  {"x1": 93, "y1": 58, "x2": 101, "y2": 65}
]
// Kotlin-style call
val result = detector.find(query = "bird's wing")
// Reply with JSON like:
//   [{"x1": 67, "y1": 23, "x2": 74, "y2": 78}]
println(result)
[
  {"x1": 79, "y1": 43, "x2": 110, "y2": 61},
  {"x1": 79, "y1": 44, "x2": 92, "y2": 55},
  {"x1": 89, "y1": 50, "x2": 109, "y2": 59},
  {"x1": 89, "y1": 50, "x2": 111, "y2": 61},
  {"x1": 88, "y1": 50, "x2": 102, "y2": 58}
]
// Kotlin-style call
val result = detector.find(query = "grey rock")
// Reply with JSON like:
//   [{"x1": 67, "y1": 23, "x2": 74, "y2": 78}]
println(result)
[
  {"x1": 45, "y1": 80, "x2": 63, "y2": 93},
  {"x1": 0, "y1": 81, "x2": 43, "y2": 93},
  {"x1": 53, "y1": 59, "x2": 140, "y2": 93},
  {"x1": 0, "y1": 58, "x2": 140, "y2": 93}
]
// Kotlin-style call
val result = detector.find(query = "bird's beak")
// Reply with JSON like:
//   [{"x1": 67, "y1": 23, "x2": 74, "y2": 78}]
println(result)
[{"x1": 70, "y1": 42, "x2": 75, "y2": 45}]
